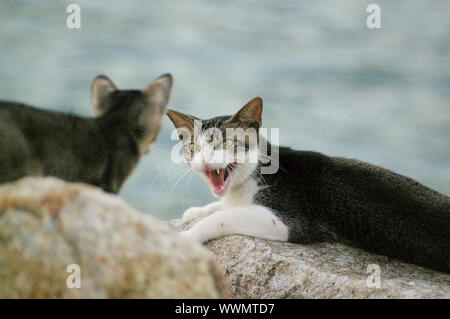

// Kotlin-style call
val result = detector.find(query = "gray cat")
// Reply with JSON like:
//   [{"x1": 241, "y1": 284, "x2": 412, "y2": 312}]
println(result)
[
  {"x1": 0, "y1": 74, "x2": 172, "y2": 193},
  {"x1": 167, "y1": 97, "x2": 449, "y2": 273}
]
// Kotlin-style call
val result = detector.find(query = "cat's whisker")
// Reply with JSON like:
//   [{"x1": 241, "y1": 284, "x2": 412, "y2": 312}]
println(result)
[
  {"x1": 165, "y1": 169, "x2": 194, "y2": 208},
  {"x1": 158, "y1": 165, "x2": 190, "y2": 203},
  {"x1": 147, "y1": 161, "x2": 181, "y2": 195},
  {"x1": 181, "y1": 168, "x2": 195, "y2": 207},
  {"x1": 242, "y1": 162, "x2": 272, "y2": 195},
  {"x1": 152, "y1": 164, "x2": 188, "y2": 201},
  {"x1": 226, "y1": 163, "x2": 247, "y2": 185},
  {"x1": 160, "y1": 166, "x2": 193, "y2": 206}
]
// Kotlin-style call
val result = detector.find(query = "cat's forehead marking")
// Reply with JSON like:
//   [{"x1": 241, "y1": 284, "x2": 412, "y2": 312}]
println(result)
[{"x1": 201, "y1": 116, "x2": 231, "y2": 131}]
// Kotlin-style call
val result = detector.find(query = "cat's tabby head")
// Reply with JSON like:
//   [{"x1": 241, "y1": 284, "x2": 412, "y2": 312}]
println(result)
[
  {"x1": 167, "y1": 97, "x2": 262, "y2": 197},
  {"x1": 91, "y1": 73, "x2": 173, "y2": 155}
]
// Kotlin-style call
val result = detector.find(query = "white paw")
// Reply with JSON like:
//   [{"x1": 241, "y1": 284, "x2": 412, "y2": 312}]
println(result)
[{"x1": 182, "y1": 206, "x2": 205, "y2": 223}]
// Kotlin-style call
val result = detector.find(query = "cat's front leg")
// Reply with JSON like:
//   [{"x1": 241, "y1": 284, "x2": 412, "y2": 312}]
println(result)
[
  {"x1": 179, "y1": 205, "x2": 289, "y2": 243},
  {"x1": 182, "y1": 201, "x2": 223, "y2": 223}
]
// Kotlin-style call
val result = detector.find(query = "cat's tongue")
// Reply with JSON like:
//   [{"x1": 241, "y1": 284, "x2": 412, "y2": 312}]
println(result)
[{"x1": 206, "y1": 169, "x2": 225, "y2": 193}]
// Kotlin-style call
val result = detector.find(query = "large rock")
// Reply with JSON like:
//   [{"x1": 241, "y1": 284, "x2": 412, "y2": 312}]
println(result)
[
  {"x1": 171, "y1": 219, "x2": 450, "y2": 298},
  {"x1": 0, "y1": 177, "x2": 228, "y2": 298}
]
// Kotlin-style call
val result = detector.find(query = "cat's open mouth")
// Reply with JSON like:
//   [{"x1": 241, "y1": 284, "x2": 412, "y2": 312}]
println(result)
[{"x1": 204, "y1": 163, "x2": 237, "y2": 195}]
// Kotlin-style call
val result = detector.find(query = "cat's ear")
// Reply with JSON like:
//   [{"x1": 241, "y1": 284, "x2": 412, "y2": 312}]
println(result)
[
  {"x1": 136, "y1": 74, "x2": 173, "y2": 154},
  {"x1": 228, "y1": 97, "x2": 263, "y2": 128},
  {"x1": 91, "y1": 75, "x2": 117, "y2": 117},
  {"x1": 142, "y1": 73, "x2": 173, "y2": 115},
  {"x1": 166, "y1": 109, "x2": 199, "y2": 132}
]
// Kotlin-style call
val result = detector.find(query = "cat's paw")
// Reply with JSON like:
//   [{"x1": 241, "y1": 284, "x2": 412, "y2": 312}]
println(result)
[{"x1": 182, "y1": 206, "x2": 205, "y2": 223}]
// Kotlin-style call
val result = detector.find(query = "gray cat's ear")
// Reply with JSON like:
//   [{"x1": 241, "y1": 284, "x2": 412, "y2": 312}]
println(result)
[
  {"x1": 91, "y1": 75, "x2": 117, "y2": 117},
  {"x1": 135, "y1": 74, "x2": 173, "y2": 155},
  {"x1": 142, "y1": 73, "x2": 173, "y2": 115},
  {"x1": 166, "y1": 109, "x2": 199, "y2": 132},
  {"x1": 228, "y1": 97, "x2": 263, "y2": 128}
]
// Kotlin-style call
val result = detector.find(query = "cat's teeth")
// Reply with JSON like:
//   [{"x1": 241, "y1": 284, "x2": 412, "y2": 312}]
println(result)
[{"x1": 216, "y1": 169, "x2": 220, "y2": 175}]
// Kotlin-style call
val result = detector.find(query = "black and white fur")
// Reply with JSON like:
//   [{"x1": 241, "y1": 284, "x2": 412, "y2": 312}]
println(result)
[{"x1": 167, "y1": 97, "x2": 450, "y2": 273}]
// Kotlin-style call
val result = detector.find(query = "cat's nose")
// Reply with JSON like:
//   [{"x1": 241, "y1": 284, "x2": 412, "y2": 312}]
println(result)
[{"x1": 202, "y1": 157, "x2": 210, "y2": 170}]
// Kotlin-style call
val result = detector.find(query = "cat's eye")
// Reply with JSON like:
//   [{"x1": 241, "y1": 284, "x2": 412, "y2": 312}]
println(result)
[{"x1": 222, "y1": 139, "x2": 234, "y2": 149}]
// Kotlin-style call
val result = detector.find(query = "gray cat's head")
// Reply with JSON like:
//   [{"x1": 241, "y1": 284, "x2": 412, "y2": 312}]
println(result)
[
  {"x1": 91, "y1": 73, "x2": 173, "y2": 155},
  {"x1": 167, "y1": 97, "x2": 262, "y2": 197}
]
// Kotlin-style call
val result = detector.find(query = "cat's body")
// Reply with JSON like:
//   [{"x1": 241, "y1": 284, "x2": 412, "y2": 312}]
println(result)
[
  {"x1": 0, "y1": 74, "x2": 172, "y2": 193},
  {"x1": 255, "y1": 144, "x2": 449, "y2": 272},
  {"x1": 167, "y1": 97, "x2": 450, "y2": 273}
]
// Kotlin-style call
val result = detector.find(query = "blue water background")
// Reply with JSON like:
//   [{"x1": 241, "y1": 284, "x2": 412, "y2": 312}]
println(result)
[{"x1": 0, "y1": 0, "x2": 448, "y2": 219}]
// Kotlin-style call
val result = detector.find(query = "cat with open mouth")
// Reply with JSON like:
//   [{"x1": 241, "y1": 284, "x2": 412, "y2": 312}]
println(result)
[{"x1": 167, "y1": 97, "x2": 449, "y2": 273}]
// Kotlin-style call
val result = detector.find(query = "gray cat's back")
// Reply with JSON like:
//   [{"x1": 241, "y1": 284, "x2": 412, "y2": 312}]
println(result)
[{"x1": 0, "y1": 101, "x2": 107, "y2": 184}]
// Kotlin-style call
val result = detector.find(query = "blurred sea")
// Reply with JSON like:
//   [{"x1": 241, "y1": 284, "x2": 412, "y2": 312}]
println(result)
[{"x1": 0, "y1": 0, "x2": 448, "y2": 219}]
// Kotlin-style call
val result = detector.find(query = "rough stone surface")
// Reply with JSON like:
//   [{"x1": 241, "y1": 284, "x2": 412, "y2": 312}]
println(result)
[
  {"x1": 171, "y1": 219, "x2": 450, "y2": 298},
  {"x1": 0, "y1": 177, "x2": 228, "y2": 298}
]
